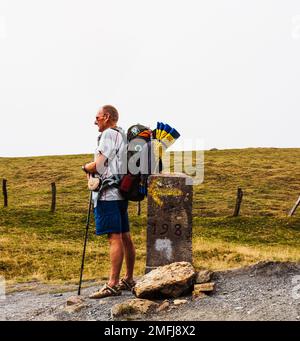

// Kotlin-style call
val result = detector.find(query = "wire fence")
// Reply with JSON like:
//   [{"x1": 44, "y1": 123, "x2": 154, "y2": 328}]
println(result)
[{"x1": 2, "y1": 178, "x2": 300, "y2": 217}]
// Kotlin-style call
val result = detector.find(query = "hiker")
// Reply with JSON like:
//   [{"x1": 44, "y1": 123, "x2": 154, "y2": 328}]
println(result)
[{"x1": 82, "y1": 105, "x2": 136, "y2": 298}]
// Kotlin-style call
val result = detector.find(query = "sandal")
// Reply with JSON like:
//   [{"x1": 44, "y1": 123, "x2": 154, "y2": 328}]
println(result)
[
  {"x1": 117, "y1": 278, "x2": 136, "y2": 291},
  {"x1": 89, "y1": 283, "x2": 122, "y2": 299}
]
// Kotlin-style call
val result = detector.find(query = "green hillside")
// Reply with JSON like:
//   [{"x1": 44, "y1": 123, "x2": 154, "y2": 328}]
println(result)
[{"x1": 0, "y1": 148, "x2": 299, "y2": 284}]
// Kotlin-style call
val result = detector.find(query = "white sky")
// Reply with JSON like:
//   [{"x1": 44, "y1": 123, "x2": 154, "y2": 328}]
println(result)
[{"x1": 0, "y1": 0, "x2": 299, "y2": 157}]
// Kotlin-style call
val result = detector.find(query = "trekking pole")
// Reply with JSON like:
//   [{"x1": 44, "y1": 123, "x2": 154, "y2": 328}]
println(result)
[{"x1": 78, "y1": 190, "x2": 93, "y2": 295}]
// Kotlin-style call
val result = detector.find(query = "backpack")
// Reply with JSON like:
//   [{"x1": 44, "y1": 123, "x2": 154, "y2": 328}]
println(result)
[{"x1": 119, "y1": 124, "x2": 162, "y2": 202}]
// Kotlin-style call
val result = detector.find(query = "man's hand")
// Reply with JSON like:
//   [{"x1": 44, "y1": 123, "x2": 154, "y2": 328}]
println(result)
[{"x1": 83, "y1": 162, "x2": 97, "y2": 174}]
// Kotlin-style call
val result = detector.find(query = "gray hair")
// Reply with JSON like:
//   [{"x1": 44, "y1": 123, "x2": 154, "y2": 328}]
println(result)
[{"x1": 102, "y1": 105, "x2": 119, "y2": 122}]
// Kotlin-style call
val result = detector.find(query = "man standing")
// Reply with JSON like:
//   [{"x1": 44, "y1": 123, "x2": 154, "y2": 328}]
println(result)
[{"x1": 82, "y1": 105, "x2": 136, "y2": 298}]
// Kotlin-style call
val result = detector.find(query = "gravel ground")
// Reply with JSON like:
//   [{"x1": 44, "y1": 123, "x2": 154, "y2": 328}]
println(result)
[{"x1": 1, "y1": 261, "x2": 300, "y2": 321}]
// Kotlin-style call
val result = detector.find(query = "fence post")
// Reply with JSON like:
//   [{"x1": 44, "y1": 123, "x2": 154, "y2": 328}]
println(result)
[
  {"x1": 288, "y1": 195, "x2": 300, "y2": 217},
  {"x1": 233, "y1": 187, "x2": 243, "y2": 217},
  {"x1": 51, "y1": 182, "x2": 56, "y2": 213},
  {"x1": 137, "y1": 201, "x2": 141, "y2": 216},
  {"x1": 2, "y1": 179, "x2": 7, "y2": 207}
]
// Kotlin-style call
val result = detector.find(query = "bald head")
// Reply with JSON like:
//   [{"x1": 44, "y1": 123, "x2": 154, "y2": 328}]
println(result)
[{"x1": 95, "y1": 105, "x2": 119, "y2": 132}]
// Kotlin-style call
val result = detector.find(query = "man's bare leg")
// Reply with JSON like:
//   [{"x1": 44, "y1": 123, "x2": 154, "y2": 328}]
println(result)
[
  {"x1": 108, "y1": 233, "x2": 124, "y2": 287},
  {"x1": 121, "y1": 232, "x2": 136, "y2": 282}
]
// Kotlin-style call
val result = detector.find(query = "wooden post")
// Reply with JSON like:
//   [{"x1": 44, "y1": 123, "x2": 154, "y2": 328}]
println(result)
[
  {"x1": 51, "y1": 182, "x2": 56, "y2": 213},
  {"x1": 288, "y1": 195, "x2": 300, "y2": 217},
  {"x1": 233, "y1": 187, "x2": 243, "y2": 217},
  {"x1": 2, "y1": 179, "x2": 8, "y2": 207},
  {"x1": 137, "y1": 201, "x2": 141, "y2": 216}
]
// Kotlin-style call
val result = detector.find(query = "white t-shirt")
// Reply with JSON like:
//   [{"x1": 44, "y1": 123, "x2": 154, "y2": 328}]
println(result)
[{"x1": 92, "y1": 127, "x2": 126, "y2": 206}]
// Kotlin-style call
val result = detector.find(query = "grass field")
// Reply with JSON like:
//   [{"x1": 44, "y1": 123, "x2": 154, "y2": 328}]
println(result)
[{"x1": 0, "y1": 148, "x2": 300, "y2": 284}]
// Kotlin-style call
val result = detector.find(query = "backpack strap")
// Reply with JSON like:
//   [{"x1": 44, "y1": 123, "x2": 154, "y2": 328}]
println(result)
[
  {"x1": 96, "y1": 127, "x2": 125, "y2": 194},
  {"x1": 98, "y1": 174, "x2": 122, "y2": 195},
  {"x1": 110, "y1": 127, "x2": 127, "y2": 156}
]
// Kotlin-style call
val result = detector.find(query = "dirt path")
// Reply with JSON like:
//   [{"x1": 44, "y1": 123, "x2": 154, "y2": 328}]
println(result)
[{"x1": 1, "y1": 262, "x2": 300, "y2": 321}]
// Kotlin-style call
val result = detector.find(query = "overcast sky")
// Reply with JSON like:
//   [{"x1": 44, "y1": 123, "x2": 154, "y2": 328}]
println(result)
[{"x1": 0, "y1": 0, "x2": 299, "y2": 157}]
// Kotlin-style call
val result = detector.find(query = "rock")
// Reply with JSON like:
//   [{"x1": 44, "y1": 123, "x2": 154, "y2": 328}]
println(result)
[
  {"x1": 156, "y1": 300, "x2": 170, "y2": 312},
  {"x1": 111, "y1": 299, "x2": 159, "y2": 319},
  {"x1": 195, "y1": 270, "x2": 212, "y2": 284},
  {"x1": 64, "y1": 303, "x2": 87, "y2": 314},
  {"x1": 192, "y1": 291, "x2": 207, "y2": 300},
  {"x1": 133, "y1": 262, "x2": 196, "y2": 299},
  {"x1": 63, "y1": 295, "x2": 87, "y2": 314},
  {"x1": 66, "y1": 295, "x2": 85, "y2": 306},
  {"x1": 210, "y1": 148, "x2": 218, "y2": 151},
  {"x1": 173, "y1": 299, "x2": 188, "y2": 305},
  {"x1": 194, "y1": 282, "x2": 215, "y2": 293}
]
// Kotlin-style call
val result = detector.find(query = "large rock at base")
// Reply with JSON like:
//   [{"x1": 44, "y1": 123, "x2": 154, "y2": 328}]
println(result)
[
  {"x1": 133, "y1": 262, "x2": 196, "y2": 299},
  {"x1": 111, "y1": 299, "x2": 159, "y2": 319}
]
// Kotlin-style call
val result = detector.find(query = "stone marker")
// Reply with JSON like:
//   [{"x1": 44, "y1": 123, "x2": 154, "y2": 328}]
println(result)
[{"x1": 146, "y1": 173, "x2": 193, "y2": 273}]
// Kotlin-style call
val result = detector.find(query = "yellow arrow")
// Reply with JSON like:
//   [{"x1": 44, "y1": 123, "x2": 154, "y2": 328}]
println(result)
[{"x1": 148, "y1": 178, "x2": 183, "y2": 207}]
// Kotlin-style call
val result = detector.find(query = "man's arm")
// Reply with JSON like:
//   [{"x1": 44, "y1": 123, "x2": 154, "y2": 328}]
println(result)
[{"x1": 83, "y1": 153, "x2": 107, "y2": 175}]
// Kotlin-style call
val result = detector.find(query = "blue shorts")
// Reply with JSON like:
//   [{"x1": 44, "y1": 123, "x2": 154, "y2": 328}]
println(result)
[{"x1": 94, "y1": 200, "x2": 130, "y2": 236}]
